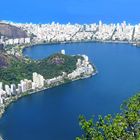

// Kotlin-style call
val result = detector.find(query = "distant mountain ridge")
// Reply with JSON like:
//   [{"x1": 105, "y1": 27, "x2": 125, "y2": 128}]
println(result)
[{"x1": 0, "y1": 23, "x2": 27, "y2": 39}]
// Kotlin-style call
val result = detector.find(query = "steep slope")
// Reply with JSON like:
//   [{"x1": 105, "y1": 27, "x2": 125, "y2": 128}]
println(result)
[{"x1": 0, "y1": 23, "x2": 27, "y2": 39}]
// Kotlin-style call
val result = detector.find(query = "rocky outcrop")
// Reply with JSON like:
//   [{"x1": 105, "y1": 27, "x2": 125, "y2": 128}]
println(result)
[
  {"x1": 0, "y1": 23, "x2": 27, "y2": 39},
  {"x1": 0, "y1": 52, "x2": 16, "y2": 68}
]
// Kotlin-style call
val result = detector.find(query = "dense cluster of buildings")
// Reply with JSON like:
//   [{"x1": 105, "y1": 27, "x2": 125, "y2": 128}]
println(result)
[
  {"x1": 68, "y1": 55, "x2": 94, "y2": 79},
  {"x1": 0, "y1": 51, "x2": 94, "y2": 108},
  {"x1": 0, "y1": 36, "x2": 31, "y2": 46},
  {"x1": 3, "y1": 21, "x2": 140, "y2": 45},
  {"x1": 1, "y1": 21, "x2": 140, "y2": 47},
  {"x1": 0, "y1": 74, "x2": 44, "y2": 105}
]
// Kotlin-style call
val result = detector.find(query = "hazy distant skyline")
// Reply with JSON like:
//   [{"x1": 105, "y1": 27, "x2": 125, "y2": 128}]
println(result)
[{"x1": 1, "y1": 0, "x2": 140, "y2": 24}]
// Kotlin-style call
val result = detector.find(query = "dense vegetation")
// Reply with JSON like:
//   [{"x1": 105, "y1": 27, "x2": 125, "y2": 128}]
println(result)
[
  {"x1": 76, "y1": 93, "x2": 140, "y2": 140},
  {"x1": 0, "y1": 53, "x2": 81, "y2": 85}
]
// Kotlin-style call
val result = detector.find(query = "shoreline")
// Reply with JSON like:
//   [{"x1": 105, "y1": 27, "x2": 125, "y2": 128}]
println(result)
[
  {"x1": 0, "y1": 70, "x2": 97, "y2": 118},
  {"x1": 24, "y1": 39, "x2": 136, "y2": 48},
  {"x1": 0, "y1": 48, "x2": 98, "y2": 118},
  {"x1": 22, "y1": 39, "x2": 139, "y2": 53},
  {"x1": 18, "y1": 39, "x2": 138, "y2": 59},
  {"x1": 0, "y1": 36, "x2": 135, "y2": 119},
  {"x1": 5, "y1": 34, "x2": 140, "y2": 59},
  {"x1": 2, "y1": 21, "x2": 140, "y2": 57}
]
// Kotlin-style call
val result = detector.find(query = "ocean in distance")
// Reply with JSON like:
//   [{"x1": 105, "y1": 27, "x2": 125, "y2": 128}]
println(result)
[{"x1": 0, "y1": 42, "x2": 140, "y2": 140}]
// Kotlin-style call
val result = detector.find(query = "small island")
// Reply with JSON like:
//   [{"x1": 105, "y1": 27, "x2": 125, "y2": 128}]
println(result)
[{"x1": 0, "y1": 48, "x2": 97, "y2": 117}]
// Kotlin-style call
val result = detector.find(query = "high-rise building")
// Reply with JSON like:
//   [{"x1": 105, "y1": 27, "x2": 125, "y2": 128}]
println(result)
[
  {"x1": 0, "y1": 82, "x2": 3, "y2": 90},
  {"x1": 0, "y1": 89, "x2": 6, "y2": 96},
  {"x1": 0, "y1": 95, "x2": 3, "y2": 105},
  {"x1": 39, "y1": 75, "x2": 45, "y2": 88},
  {"x1": 17, "y1": 84, "x2": 22, "y2": 94},
  {"x1": 0, "y1": 36, "x2": 4, "y2": 44},
  {"x1": 33, "y1": 72, "x2": 45, "y2": 88},
  {"x1": 25, "y1": 38, "x2": 31, "y2": 44},
  {"x1": 11, "y1": 84, "x2": 17, "y2": 95},
  {"x1": 24, "y1": 79, "x2": 32, "y2": 90},
  {"x1": 20, "y1": 80, "x2": 27, "y2": 93},
  {"x1": 5, "y1": 85, "x2": 11, "y2": 96},
  {"x1": 32, "y1": 82, "x2": 37, "y2": 90},
  {"x1": 33, "y1": 72, "x2": 38, "y2": 83}
]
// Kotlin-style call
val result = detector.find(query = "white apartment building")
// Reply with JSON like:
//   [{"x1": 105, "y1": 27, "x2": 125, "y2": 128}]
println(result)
[
  {"x1": 5, "y1": 85, "x2": 11, "y2": 96},
  {"x1": 33, "y1": 72, "x2": 45, "y2": 88}
]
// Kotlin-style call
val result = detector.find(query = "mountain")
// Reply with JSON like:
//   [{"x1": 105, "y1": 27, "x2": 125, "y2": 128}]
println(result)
[{"x1": 0, "y1": 23, "x2": 27, "y2": 39}]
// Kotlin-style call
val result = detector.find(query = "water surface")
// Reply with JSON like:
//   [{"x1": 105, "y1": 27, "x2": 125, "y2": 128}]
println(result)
[{"x1": 0, "y1": 42, "x2": 140, "y2": 140}]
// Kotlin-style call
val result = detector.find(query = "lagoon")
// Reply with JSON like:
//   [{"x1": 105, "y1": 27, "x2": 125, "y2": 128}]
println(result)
[{"x1": 0, "y1": 42, "x2": 140, "y2": 140}]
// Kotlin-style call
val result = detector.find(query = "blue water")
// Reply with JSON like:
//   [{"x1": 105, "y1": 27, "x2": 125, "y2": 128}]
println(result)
[
  {"x1": 0, "y1": 42, "x2": 140, "y2": 140},
  {"x1": 1, "y1": 0, "x2": 140, "y2": 24}
]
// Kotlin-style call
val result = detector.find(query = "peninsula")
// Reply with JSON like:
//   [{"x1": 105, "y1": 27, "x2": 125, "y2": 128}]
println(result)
[
  {"x1": 0, "y1": 48, "x2": 96, "y2": 118},
  {"x1": 1, "y1": 20, "x2": 139, "y2": 119},
  {"x1": 0, "y1": 20, "x2": 97, "y2": 121}
]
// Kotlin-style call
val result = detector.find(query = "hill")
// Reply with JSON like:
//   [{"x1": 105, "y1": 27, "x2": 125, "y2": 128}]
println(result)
[
  {"x1": 0, "y1": 53, "x2": 81, "y2": 85},
  {"x1": 37, "y1": 53, "x2": 82, "y2": 79},
  {"x1": 0, "y1": 23, "x2": 27, "y2": 39}
]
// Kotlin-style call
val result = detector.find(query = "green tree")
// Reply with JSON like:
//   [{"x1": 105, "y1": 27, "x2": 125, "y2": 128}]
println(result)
[
  {"x1": 76, "y1": 93, "x2": 140, "y2": 140},
  {"x1": 0, "y1": 53, "x2": 83, "y2": 85}
]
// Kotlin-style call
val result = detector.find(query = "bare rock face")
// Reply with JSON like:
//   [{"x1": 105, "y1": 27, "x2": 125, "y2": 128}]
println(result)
[
  {"x1": 0, "y1": 51, "x2": 17, "y2": 68},
  {"x1": 47, "y1": 53, "x2": 65, "y2": 65},
  {"x1": 0, "y1": 54, "x2": 9, "y2": 67},
  {"x1": 0, "y1": 52, "x2": 11, "y2": 67},
  {"x1": 0, "y1": 23, "x2": 27, "y2": 39}
]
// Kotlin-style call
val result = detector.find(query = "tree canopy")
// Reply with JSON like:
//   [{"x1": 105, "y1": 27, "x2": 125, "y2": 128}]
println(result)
[
  {"x1": 0, "y1": 53, "x2": 81, "y2": 85},
  {"x1": 76, "y1": 93, "x2": 140, "y2": 140}
]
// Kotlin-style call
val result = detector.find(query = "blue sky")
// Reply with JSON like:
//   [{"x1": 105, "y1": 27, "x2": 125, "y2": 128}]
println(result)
[{"x1": 1, "y1": 0, "x2": 140, "y2": 24}]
